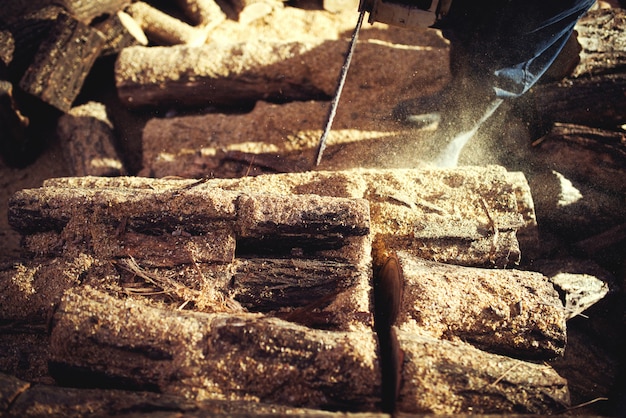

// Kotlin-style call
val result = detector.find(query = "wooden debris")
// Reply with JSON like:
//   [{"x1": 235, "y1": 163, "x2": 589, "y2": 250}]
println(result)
[
  {"x1": 393, "y1": 328, "x2": 570, "y2": 414},
  {"x1": 18, "y1": 13, "x2": 105, "y2": 112},
  {"x1": 126, "y1": 2, "x2": 211, "y2": 46},
  {"x1": 48, "y1": 287, "x2": 382, "y2": 411},
  {"x1": 381, "y1": 251, "x2": 567, "y2": 360},
  {"x1": 56, "y1": 101, "x2": 126, "y2": 177},
  {"x1": 0, "y1": 80, "x2": 29, "y2": 163}
]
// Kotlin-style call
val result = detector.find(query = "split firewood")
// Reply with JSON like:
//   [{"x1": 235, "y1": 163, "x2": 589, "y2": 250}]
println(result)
[
  {"x1": 40, "y1": 166, "x2": 537, "y2": 267},
  {"x1": 18, "y1": 13, "x2": 105, "y2": 112},
  {"x1": 48, "y1": 287, "x2": 382, "y2": 411},
  {"x1": 5, "y1": 182, "x2": 373, "y2": 331},
  {"x1": 56, "y1": 101, "x2": 126, "y2": 177},
  {"x1": 1, "y1": 372, "x2": 377, "y2": 417},
  {"x1": 377, "y1": 251, "x2": 567, "y2": 360},
  {"x1": 93, "y1": 11, "x2": 149, "y2": 56},
  {"x1": 392, "y1": 328, "x2": 570, "y2": 414},
  {"x1": 54, "y1": 0, "x2": 131, "y2": 24},
  {"x1": 115, "y1": 40, "x2": 341, "y2": 109},
  {"x1": 125, "y1": 2, "x2": 211, "y2": 46}
]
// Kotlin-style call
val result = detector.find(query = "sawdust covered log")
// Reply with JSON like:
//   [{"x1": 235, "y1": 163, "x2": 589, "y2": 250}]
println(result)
[
  {"x1": 378, "y1": 251, "x2": 566, "y2": 360},
  {"x1": 48, "y1": 287, "x2": 381, "y2": 411},
  {"x1": 40, "y1": 166, "x2": 537, "y2": 267},
  {"x1": 392, "y1": 328, "x2": 570, "y2": 414},
  {"x1": 1, "y1": 372, "x2": 372, "y2": 417},
  {"x1": 114, "y1": 40, "x2": 340, "y2": 109},
  {"x1": 56, "y1": 101, "x2": 126, "y2": 177},
  {"x1": 5, "y1": 181, "x2": 373, "y2": 331},
  {"x1": 18, "y1": 13, "x2": 105, "y2": 112}
]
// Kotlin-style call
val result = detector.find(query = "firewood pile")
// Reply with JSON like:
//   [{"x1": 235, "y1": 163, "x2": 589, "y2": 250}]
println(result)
[{"x1": 1, "y1": 0, "x2": 625, "y2": 416}]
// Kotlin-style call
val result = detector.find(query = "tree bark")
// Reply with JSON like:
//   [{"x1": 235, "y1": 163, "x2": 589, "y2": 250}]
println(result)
[
  {"x1": 48, "y1": 287, "x2": 382, "y2": 411},
  {"x1": 56, "y1": 101, "x2": 126, "y2": 177},
  {"x1": 392, "y1": 328, "x2": 570, "y2": 414},
  {"x1": 114, "y1": 40, "x2": 339, "y2": 109},
  {"x1": 55, "y1": 0, "x2": 131, "y2": 24},
  {"x1": 18, "y1": 13, "x2": 105, "y2": 112},
  {"x1": 377, "y1": 251, "x2": 567, "y2": 360}
]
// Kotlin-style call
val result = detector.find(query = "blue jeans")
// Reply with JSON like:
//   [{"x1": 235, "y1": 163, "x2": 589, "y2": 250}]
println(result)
[{"x1": 438, "y1": 0, "x2": 596, "y2": 98}]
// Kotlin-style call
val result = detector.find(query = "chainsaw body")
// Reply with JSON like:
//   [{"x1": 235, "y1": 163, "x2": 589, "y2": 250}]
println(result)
[{"x1": 359, "y1": 0, "x2": 452, "y2": 28}]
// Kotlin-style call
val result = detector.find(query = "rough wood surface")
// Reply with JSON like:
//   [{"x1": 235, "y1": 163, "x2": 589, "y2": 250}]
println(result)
[
  {"x1": 176, "y1": 0, "x2": 227, "y2": 26},
  {"x1": 56, "y1": 101, "x2": 126, "y2": 177},
  {"x1": 384, "y1": 251, "x2": 567, "y2": 360},
  {"x1": 18, "y1": 13, "x2": 105, "y2": 112},
  {"x1": 115, "y1": 40, "x2": 338, "y2": 109},
  {"x1": 393, "y1": 328, "x2": 570, "y2": 414},
  {"x1": 1, "y1": 372, "x2": 378, "y2": 417},
  {"x1": 5, "y1": 182, "x2": 373, "y2": 331},
  {"x1": 49, "y1": 287, "x2": 382, "y2": 411}
]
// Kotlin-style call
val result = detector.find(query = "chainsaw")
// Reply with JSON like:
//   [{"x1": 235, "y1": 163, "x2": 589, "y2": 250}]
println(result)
[{"x1": 314, "y1": 0, "x2": 452, "y2": 165}]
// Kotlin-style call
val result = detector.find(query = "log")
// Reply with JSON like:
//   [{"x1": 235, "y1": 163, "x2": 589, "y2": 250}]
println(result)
[
  {"x1": 115, "y1": 41, "x2": 339, "y2": 109},
  {"x1": 5, "y1": 182, "x2": 373, "y2": 331},
  {"x1": 56, "y1": 101, "x2": 126, "y2": 177},
  {"x1": 40, "y1": 166, "x2": 537, "y2": 268},
  {"x1": 392, "y1": 328, "x2": 570, "y2": 414},
  {"x1": 377, "y1": 251, "x2": 567, "y2": 360},
  {"x1": 48, "y1": 287, "x2": 382, "y2": 411},
  {"x1": 18, "y1": 13, "x2": 105, "y2": 112},
  {"x1": 125, "y1": 2, "x2": 211, "y2": 46},
  {"x1": 1, "y1": 372, "x2": 373, "y2": 417}
]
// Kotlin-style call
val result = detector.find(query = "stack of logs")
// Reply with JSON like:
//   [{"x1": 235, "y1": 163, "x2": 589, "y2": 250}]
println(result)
[{"x1": 1, "y1": 165, "x2": 602, "y2": 415}]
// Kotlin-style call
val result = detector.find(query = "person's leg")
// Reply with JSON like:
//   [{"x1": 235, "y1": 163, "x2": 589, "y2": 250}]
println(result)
[{"x1": 396, "y1": 0, "x2": 596, "y2": 167}]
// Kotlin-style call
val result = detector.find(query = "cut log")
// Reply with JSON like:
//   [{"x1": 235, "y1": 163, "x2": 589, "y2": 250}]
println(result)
[
  {"x1": 125, "y1": 2, "x2": 211, "y2": 46},
  {"x1": 40, "y1": 166, "x2": 537, "y2": 267},
  {"x1": 532, "y1": 123, "x2": 626, "y2": 195},
  {"x1": 5, "y1": 182, "x2": 373, "y2": 331},
  {"x1": 378, "y1": 251, "x2": 567, "y2": 360},
  {"x1": 18, "y1": 13, "x2": 105, "y2": 112},
  {"x1": 48, "y1": 287, "x2": 382, "y2": 411},
  {"x1": 56, "y1": 101, "x2": 126, "y2": 177},
  {"x1": 115, "y1": 41, "x2": 340, "y2": 109},
  {"x1": 393, "y1": 328, "x2": 570, "y2": 414}
]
